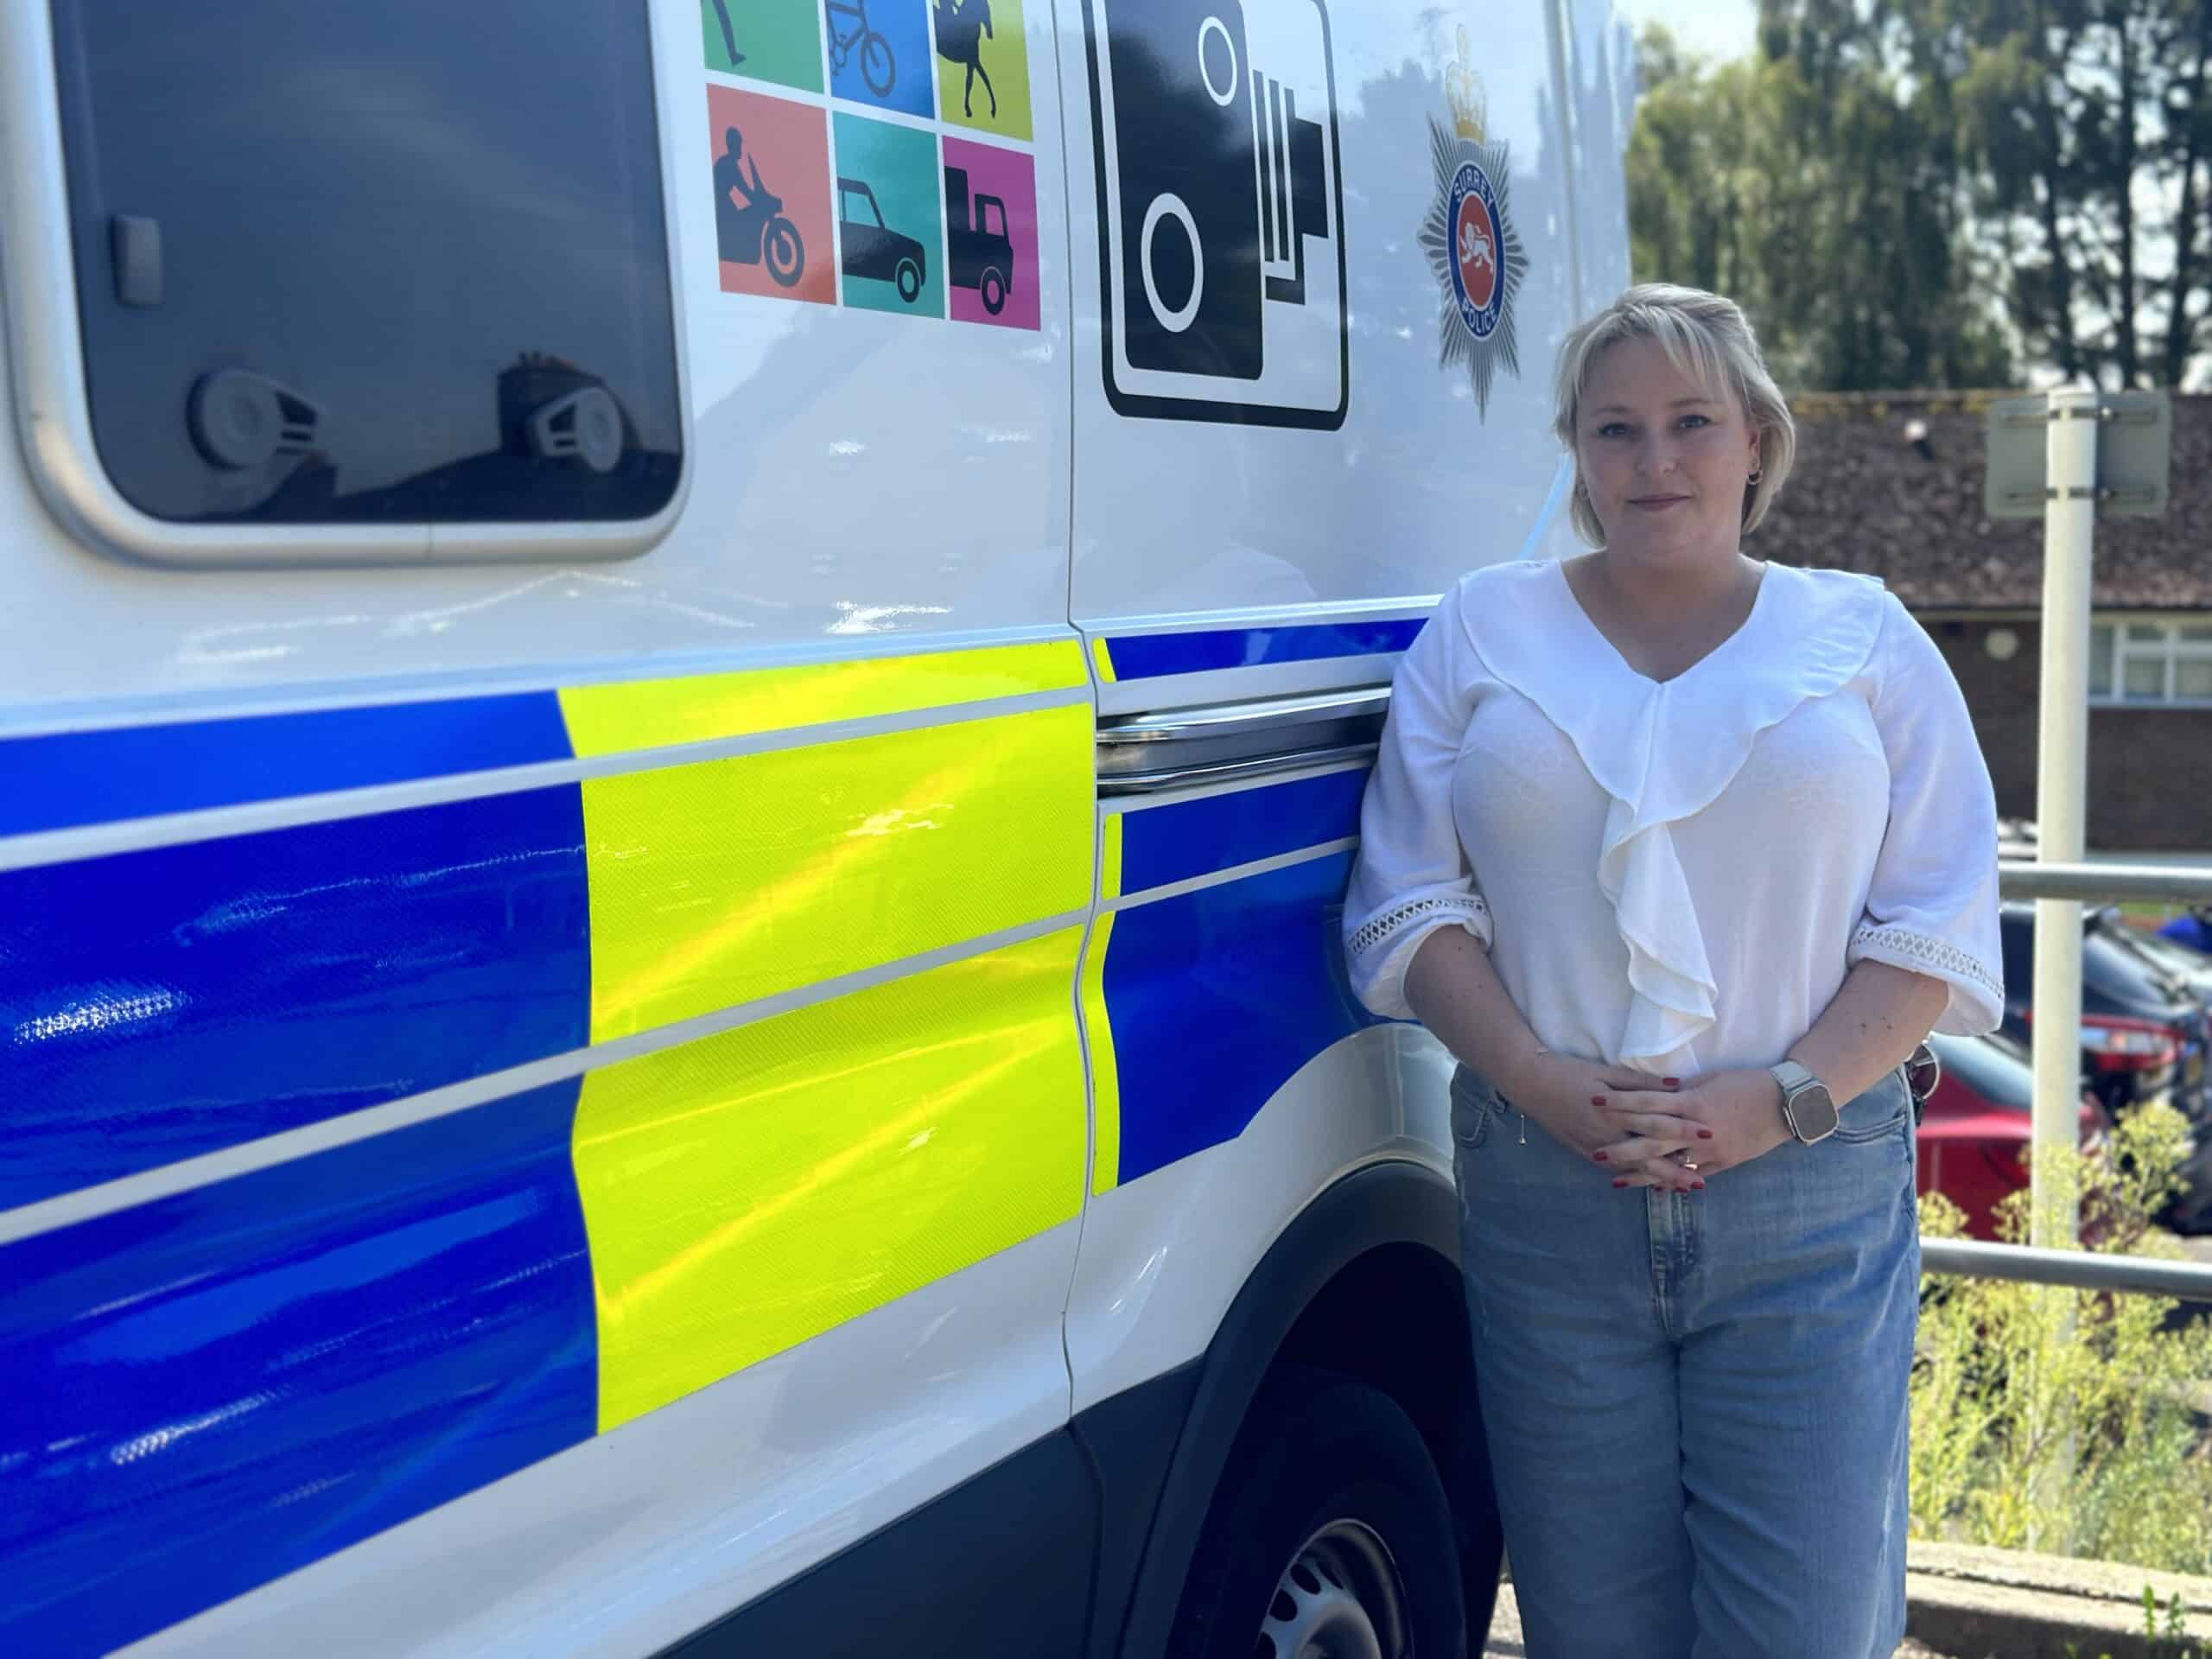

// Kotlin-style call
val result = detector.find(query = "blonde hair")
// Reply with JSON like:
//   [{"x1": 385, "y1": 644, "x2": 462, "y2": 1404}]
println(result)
[{"x1": 1550, "y1": 283, "x2": 1796, "y2": 548}]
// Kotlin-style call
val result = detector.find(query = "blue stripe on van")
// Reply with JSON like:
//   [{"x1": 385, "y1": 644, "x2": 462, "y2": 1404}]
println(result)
[
  {"x1": 1104, "y1": 850, "x2": 1376, "y2": 1184},
  {"x1": 0, "y1": 787, "x2": 591, "y2": 1211},
  {"x1": 1118, "y1": 769, "x2": 1369, "y2": 896},
  {"x1": 0, "y1": 1078, "x2": 597, "y2": 1659},
  {"x1": 0, "y1": 691, "x2": 575, "y2": 837},
  {"x1": 1103, "y1": 618, "x2": 1424, "y2": 680}
]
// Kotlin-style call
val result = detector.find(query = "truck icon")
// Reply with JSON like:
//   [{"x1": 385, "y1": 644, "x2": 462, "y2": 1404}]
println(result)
[{"x1": 944, "y1": 165, "x2": 1014, "y2": 315}]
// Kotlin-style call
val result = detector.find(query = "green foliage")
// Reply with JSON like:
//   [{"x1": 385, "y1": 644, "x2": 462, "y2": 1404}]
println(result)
[
  {"x1": 1628, "y1": 0, "x2": 2212, "y2": 391},
  {"x1": 1625, "y1": 25, "x2": 2015, "y2": 391},
  {"x1": 1910, "y1": 1103, "x2": 2212, "y2": 1576}
]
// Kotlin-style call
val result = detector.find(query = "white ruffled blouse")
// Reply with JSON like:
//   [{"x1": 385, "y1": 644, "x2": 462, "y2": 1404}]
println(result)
[{"x1": 1344, "y1": 559, "x2": 2004, "y2": 1079}]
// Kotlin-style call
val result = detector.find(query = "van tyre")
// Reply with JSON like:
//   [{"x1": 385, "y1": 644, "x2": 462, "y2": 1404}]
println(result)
[
  {"x1": 980, "y1": 268, "x2": 1007, "y2": 314},
  {"x1": 1167, "y1": 1365, "x2": 1465, "y2": 1659}
]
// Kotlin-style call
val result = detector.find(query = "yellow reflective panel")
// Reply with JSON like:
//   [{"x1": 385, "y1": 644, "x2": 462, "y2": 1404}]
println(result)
[
  {"x1": 1082, "y1": 907, "x2": 1121, "y2": 1196},
  {"x1": 580, "y1": 702, "x2": 1092, "y2": 1042},
  {"x1": 558, "y1": 640, "x2": 1087, "y2": 759},
  {"x1": 575, "y1": 927, "x2": 1088, "y2": 1430},
  {"x1": 1090, "y1": 635, "x2": 1117, "y2": 685}
]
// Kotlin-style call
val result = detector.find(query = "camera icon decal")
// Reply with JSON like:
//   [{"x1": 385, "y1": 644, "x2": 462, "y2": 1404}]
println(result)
[{"x1": 1082, "y1": 0, "x2": 1348, "y2": 428}]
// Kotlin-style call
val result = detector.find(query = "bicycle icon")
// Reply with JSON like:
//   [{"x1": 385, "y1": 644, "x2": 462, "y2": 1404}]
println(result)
[{"x1": 825, "y1": 0, "x2": 896, "y2": 98}]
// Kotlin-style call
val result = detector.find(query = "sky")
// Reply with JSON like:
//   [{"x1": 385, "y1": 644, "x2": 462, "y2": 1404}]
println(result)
[{"x1": 1611, "y1": 0, "x2": 1758, "y2": 62}]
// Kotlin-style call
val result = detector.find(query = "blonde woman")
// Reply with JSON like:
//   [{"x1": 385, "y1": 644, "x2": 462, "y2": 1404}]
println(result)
[{"x1": 1344, "y1": 285, "x2": 2001, "y2": 1656}]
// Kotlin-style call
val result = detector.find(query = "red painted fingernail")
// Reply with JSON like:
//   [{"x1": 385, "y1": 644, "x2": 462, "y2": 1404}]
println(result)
[
  {"x1": 1611, "y1": 1179, "x2": 1630, "y2": 1189},
  {"x1": 1697, "y1": 1129, "x2": 1715, "y2": 1140},
  {"x1": 1662, "y1": 1077, "x2": 1680, "y2": 1087},
  {"x1": 1591, "y1": 1096, "x2": 1606, "y2": 1106},
  {"x1": 1692, "y1": 1180, "x2": 1707, "y2": 1191},
  {"x1": 1592, "y1": 1150, "x2": 1609, "y2": 1162}
]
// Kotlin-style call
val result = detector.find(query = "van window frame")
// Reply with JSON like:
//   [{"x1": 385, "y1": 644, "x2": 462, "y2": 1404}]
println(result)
[{"x1": 0, "y1": 1, "x2": 693, "y2": 569}]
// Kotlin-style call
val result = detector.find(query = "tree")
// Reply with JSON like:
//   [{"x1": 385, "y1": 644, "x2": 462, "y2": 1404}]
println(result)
[
  {"x1": 1626, "y1": 23, "x2": 2015, "y2": 390},
  {"x1": 1813, "y1": 0, "x2": 2207, "y2": 388}
]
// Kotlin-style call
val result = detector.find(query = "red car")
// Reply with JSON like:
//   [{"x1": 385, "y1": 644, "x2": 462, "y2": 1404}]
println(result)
[{"x1": 1916, "y1": 1030, "x2": 2103, "y2": 1241}]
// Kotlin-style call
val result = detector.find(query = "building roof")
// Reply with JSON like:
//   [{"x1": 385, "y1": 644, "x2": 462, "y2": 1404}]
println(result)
[{"x1": 1760, "y1": 391, "x2": 2212, "y2": 611}]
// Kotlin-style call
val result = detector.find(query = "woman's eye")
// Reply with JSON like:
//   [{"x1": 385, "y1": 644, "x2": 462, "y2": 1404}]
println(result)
[
  {"x1": 1679, "y1": 414, "x2": 1712, "y2": 429},
  {"x1": 1597, "y1": 423, "x2": 1629, "y2": 439}
]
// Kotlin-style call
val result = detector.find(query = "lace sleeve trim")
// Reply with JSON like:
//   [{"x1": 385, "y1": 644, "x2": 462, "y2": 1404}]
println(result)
[
  {"x1": 1849, "y1": 922, "x2": 2004, "y2": 1007},
  {"x1": 1349, "y1": 893, "x2": 1492, "y2": 959}
]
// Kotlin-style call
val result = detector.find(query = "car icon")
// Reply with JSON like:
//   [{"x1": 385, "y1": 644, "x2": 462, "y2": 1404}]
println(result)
[{"x1": 837, "y1": 177, "x2": 927, "y2": 303}]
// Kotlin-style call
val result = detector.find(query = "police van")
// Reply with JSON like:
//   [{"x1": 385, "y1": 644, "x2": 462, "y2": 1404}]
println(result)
[{"x1": 0, "y1": 0, "x2": 1630, "y2": 1652}]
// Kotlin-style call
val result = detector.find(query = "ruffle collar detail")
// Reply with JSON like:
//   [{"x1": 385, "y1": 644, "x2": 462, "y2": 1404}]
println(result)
[{"x1": 1459, "y1": 560, "x2": 1890, "y2": 1074}]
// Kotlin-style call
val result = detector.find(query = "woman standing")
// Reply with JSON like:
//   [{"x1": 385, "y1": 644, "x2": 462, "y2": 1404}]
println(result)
[{"x1": 1343, "y1": 285, "x2": 2001, "y2": 1657}]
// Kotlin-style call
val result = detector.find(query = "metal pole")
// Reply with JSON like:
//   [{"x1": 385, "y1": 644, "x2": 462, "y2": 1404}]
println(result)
[{"x1": 2031, "y1": 390, "x2": 2097, "y2": 1254}]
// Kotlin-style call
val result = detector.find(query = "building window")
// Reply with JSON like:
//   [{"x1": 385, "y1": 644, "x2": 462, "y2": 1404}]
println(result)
[{"x1": 2090, "y1": 620, "x2": 2212, "y2": 706}]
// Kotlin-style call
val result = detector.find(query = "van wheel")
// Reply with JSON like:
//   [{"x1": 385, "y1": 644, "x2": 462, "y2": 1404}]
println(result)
[
  {"x1": 1167, "y1": 1366, "x2": 1464, "y2": 1659},
  {"x1": 980, "y1": 268, "x2": 1007, "y2": 314}
]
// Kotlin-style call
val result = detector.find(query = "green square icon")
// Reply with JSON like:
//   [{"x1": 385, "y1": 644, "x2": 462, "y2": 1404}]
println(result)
[
  {"x1": 703, "y1": 0, "x2": 823, "y2": 95},
  {"x1": 832, "y1": 114, "x2": 945, "y2": 317}
]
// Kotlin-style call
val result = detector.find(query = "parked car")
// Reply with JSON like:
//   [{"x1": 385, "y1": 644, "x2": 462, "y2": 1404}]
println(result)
[
  {"x1": 2126, "y1": 912, "x2": 2212, "y2": 1006},
  {"x1": 1916, "y1": 1031, "x2": 2101, "y2": 1241},
  {"x1": 1997, "y1": 902, "x2": 2212, "y2": 1127},
  {"x1": 2156, "y1": 906, "x2": 2212, "y2": 955}
]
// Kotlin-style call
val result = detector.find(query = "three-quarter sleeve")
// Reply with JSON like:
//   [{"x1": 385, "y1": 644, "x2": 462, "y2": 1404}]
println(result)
[
  {"x1": 1846, "y1": 595, "x2": 2005, "y2": 1033},
  {"x1": 1344, "y1": 586, "x2": 1493, "y2": 1020}
]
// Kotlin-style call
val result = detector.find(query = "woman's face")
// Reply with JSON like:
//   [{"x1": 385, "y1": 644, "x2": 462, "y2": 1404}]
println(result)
[{"x1": 1573, "y1": 334, "x2": 1761, "y2": 568}]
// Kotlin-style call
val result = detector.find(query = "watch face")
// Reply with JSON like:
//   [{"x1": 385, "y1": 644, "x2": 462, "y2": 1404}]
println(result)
[{"x1": 1791, "y1": 1084, "x2": 1840, "y2": 1141}]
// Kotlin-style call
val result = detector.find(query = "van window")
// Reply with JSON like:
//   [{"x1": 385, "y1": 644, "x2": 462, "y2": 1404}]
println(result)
[{"x1": 48, "y1": 0, "x2": 681, "y2": 527}]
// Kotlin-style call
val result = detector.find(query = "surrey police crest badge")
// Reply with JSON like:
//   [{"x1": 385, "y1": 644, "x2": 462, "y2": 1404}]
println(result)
[{"x1": 1419, "y1": 29, "x2": 1526, "y2": 419}]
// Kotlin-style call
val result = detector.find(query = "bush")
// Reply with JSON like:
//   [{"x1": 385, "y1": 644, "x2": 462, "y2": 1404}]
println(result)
[{"x1": 1911, "y1": 1102, "x2": 2212, "y2": 1574}]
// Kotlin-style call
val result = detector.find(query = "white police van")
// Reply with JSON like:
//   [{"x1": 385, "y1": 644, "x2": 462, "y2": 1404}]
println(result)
[{"x1": 0, "y1": 1, "x2": 1630, "y2": 1652}]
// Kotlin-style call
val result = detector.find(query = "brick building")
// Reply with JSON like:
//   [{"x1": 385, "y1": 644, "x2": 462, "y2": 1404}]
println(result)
[{"x1": 1764, "y1": 391, "x2": 2212, "y2": 852}]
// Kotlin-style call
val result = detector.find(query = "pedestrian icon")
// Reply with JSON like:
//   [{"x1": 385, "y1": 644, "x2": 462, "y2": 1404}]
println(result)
[{"x1": 934, "y1": 0, "x2": 1033, "y2": 139}]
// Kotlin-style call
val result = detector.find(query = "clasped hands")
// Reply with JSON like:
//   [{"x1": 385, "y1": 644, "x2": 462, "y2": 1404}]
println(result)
[{"x1": 1505, "y1": 1054, "x2": 1796, "y2": 1192}]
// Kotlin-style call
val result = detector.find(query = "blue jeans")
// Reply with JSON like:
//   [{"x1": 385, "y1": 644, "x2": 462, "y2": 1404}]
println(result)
[{"x1": 1452, "y1": 1065, "x2": 1919, "y2": 1659}]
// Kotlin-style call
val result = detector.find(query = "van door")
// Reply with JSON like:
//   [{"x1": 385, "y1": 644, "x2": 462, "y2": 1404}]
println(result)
[
  {"x1": 0, "y1": 0, "x2": 1096, "y2": 1653},
  {"x1": 1053, "y1": 0, "x2": 1595, "y2": 1415}
]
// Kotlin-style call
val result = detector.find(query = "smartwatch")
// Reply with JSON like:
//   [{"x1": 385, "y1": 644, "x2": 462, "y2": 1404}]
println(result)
[{"x1": 1770, "y1": 1059, "x2": 1840, "y2": 1144}]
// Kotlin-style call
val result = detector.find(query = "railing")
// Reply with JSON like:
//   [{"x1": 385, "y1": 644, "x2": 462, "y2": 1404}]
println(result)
[
  {"x1": 1931, "y1": 861, "x2": 2212, "y2": 1303},
  {"x1": 1999, "y1": 860, "x2": 2212, "y2": 906},
  {"x1": 1921, "y1": 1238, "x2": 2212, "y2": 1303}
]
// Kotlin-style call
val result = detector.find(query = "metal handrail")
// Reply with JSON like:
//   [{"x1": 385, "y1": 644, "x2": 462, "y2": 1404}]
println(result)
[
  {"x1": 1942, "y1": 859, "x2": 2212, "y2": 1291},
  {"x1": 1922, "y1": 1237, "x2": 2212, "y2": 1303},
  {"x1": 1999, "y1": 860, "x2": 2212, "y2": 905}
]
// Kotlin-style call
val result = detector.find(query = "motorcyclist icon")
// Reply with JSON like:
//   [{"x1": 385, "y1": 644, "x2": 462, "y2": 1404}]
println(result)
[{"x1": 715, "y1": 126, "x2": 806, "y2": 289}]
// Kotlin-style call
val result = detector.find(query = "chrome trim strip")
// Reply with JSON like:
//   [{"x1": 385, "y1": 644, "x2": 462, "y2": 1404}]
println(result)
[
  {"x1": 1096, "y1": 687, "x2": 1388, "y2": 790},
  {"x1": 0, "y1": 906, "x2": 1089, "y2": 1248},
  {"x1": 1098, "y1": 687, "x2": 1388, "y2": 750},
  {"x1": 0, "y1": 2, "x2": 693, "y2": 568},
  {"x1": 1099, "y1": 742, "x2": 1380, "y2": 798}
]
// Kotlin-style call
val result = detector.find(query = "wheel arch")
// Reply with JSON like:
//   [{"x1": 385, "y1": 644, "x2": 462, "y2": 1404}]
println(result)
[{"x1": 1090, "y1": 1157, "x2": 1499, "y2": 1659}]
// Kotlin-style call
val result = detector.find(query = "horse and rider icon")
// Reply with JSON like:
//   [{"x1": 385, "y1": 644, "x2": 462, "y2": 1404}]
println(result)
[
  {"x1": 933, "y1": 0, "x2": 997, "y2": 118},
  {"x1": 715, "y1": 125, "x2": 806, "y2": 289}
]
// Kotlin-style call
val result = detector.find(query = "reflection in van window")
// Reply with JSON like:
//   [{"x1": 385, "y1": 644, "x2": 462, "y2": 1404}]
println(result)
[{"x1": 49, "y1": 0, "x2": 682, "y2": 526}]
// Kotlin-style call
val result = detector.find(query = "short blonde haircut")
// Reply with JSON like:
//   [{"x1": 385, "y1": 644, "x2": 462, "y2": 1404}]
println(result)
[{"x1": 1550, "y1": 283, "x2": 1796, "y2": 548}]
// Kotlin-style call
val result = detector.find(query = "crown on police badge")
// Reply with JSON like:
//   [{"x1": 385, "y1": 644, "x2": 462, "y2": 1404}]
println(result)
[{"x1": 1446, "y1": 26, "x2": 1485, "y2": 143}]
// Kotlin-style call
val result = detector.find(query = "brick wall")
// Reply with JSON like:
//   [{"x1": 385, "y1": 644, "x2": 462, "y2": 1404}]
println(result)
[{"x1": 1927, "y1": 618, "x2": 2212, "y2": 852}]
